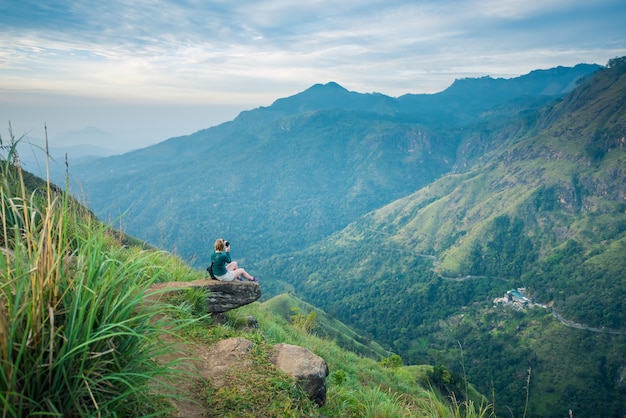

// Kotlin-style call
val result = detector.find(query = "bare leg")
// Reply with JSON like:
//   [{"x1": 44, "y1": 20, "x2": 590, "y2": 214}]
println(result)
[{"x1": 231, "y1": 268, "x2": 253, "y2": 280}]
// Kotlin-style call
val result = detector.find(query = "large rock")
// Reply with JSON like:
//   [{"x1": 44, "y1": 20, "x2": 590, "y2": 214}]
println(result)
[
  {"x1": 148, "y1": 279, "x2": 261, "y2": 314},
  {"x1": 268, "y1": 343, "x2": 329, "y2": 406},
  {"x1": 204, "y1": 281, "x2": 261, "y2": 314}
]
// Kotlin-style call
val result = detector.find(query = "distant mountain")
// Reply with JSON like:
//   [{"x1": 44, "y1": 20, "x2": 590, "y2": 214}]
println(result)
[
  {"x1": 65, "y1": 63, "x2": 600, "y2": 268},
  {"x1": 17, "y1": 128, "x2": 117, "y2": 180},
  {"x1": 247, "y1": 64, "x2": 601, "y2": 126},
  {"x1": 67, "y1": 108, "x2": 456, "y2": 264},
  {"x1": 268, "y1": 81, "x2": 398, "y2": 115},
  {"x1": 394, "y1": 63, "x2": 601, "y2": 126}
]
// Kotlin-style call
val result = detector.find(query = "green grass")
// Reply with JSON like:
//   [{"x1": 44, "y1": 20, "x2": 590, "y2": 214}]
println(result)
[
  {"x1": 260, "y1": 293, "x2": 391, "y2": 359},
  {"x1": 162, "y1": 289, "x2": 496, "y2": 417},
  {"x1": 201, "y1": 342, "x2": 316, "y2": 418},
  {"x1": 232, "y1": 302, "x2": 494, "y2": 417},
  {"x1": 1, "y1": 137, "x2": 194, "y2": 416},
  {"x1": 1, "y1": 132, "x2": 496, "y2": 417}
]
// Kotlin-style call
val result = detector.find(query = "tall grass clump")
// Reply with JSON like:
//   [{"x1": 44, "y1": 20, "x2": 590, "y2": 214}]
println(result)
[{"x1": 1, "y1": 132, "x2": 186, "y2": 416}]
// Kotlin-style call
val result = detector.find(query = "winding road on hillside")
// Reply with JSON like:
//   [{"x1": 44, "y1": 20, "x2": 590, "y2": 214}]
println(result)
[
  {"x1": 407, "y1": 247, "x2": 626, "y2": 336},
  {"x1": 550, "y1": 309, "x2": 626, "y2": 335},
  {"x1": 367, "y1": 226, "x2": 626, "y2": 336}
]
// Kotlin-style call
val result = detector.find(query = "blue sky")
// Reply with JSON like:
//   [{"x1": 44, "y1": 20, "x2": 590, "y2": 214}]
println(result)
[{"x1": 1, "y1": 0, "x2": 625, "y2": 153}]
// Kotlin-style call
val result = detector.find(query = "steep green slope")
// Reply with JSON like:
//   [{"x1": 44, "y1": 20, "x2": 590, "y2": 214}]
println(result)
[
  {"x1": 259, "y1": 293, "x2": 391, "y2": 359},
  {"x1": 257, "y1": 59, "x2": 626, "y2": 417}
]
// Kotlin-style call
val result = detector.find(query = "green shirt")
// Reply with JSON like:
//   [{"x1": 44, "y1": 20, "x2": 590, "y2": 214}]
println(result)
[{"x1": 210, "y1": 251, "x2": 231, "y2": 277}]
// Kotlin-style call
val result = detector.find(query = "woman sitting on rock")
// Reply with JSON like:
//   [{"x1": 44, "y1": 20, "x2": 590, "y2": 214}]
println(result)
[{"x1": 211, "y1": 238, "x2": 259, "y2": 282}]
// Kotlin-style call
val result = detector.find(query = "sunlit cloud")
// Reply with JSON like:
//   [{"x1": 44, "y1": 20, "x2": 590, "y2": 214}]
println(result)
[{"x1": 1, "y1": 0, "x2": 625, "y2": 150}]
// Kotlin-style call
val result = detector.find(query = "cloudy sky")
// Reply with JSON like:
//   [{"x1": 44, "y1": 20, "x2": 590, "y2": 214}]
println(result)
[{"x1": 1, "y1": 0, "x2": 625, "y2": 153}]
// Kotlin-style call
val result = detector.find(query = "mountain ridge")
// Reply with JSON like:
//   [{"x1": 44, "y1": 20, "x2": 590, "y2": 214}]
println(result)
[
  {"x1": 243, "y1": 63, "x2": 602, "y2": 124},
  {"x1": 63, "y1": 62, "x2": 601, "y2": 267}
]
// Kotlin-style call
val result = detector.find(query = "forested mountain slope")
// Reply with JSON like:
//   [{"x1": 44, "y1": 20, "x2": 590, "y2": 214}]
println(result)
[
  {"x1": 70, "y1": 109, "x2": 457, "y2": 264},
  {"x1": 257, "y1": 58, "x2": 626, "y2": 417},
  {"x1": 65, "y1": 64, "x2": 599, "y2": 268}
]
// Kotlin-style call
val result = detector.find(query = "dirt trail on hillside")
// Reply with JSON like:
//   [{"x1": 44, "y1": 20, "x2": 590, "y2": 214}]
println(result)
[
  {"x1": 156, "y1": 333, "x2": 212, "y2": 417},
  {"x1": 146, "y1": 283, "x2": 246, "y2": 417}
]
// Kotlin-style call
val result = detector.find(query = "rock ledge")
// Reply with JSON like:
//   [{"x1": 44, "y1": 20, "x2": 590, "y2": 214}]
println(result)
[{"x1": 149, "y1": 279, "x2": 261, "y2": 313}]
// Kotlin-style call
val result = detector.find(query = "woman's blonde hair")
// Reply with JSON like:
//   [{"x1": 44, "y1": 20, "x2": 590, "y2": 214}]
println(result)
[{"x1": 214, "y1": 238, "x2": 225, "y2": 251}]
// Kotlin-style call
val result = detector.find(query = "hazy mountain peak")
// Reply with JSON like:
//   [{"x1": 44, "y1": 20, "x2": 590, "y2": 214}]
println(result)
[
  {"x1": 258, "y1": 80, "x2": 400, "y2": 118},
  {"x1": 237, "y1": 63, "x2": 602, "y2": 126},
  {"x1": 442, "y1": 63, "x2": 601, "y2": 98},
  {"x1": 305, "y1": 81, "x2": 348, "y2": 92},
  {"x1": 269, "y1": 81, "x2": 360, "y2": 113}
]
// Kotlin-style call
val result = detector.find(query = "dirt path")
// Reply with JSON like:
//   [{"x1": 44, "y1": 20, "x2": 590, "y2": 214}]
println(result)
[
  {"x1": 144, "y1": 282, "x2": 208, "y2": 416},
  {"x1": 145, "y1": 280, "x2": 262, "y2": 418},
  {"x1": 146, "y1": 281, "x2": 250, "y2": 417},
  {"x1": 156, "y1": 333, "x2": 213, "y2": 417}
]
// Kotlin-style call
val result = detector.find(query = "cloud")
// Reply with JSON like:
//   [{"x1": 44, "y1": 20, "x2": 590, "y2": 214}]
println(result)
[
  {"x1": 3, "y1": 0, "x2": 625, "y2": 98},
  {"x1": 1, "y1": 0, "x2": 625, "y2": 150}
]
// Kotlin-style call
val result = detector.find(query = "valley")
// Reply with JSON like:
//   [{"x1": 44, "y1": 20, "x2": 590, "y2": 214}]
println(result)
[{"x1": 413, "y1": 246, "x2": 626, "y2": 337}]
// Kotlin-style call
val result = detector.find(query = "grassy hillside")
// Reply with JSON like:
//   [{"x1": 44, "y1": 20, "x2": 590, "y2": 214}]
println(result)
[
  {"x1": 1, "y1": 141, "x2": 495, "y2": 416},
  {"x1": 1, "y1": 139, "x2": 195, "y2": 416},
  {"x1": 256, "y1": 59, "x2": 626, "y2": 417},
  {"x1": 169, "y1": 289, "x2": 494, "y2": 417},
  {"x1": 260, "y1": 293, "x2": 391, "y2": 359}
]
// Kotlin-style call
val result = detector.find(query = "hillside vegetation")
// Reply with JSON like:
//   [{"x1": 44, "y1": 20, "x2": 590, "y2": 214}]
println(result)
[
  {"x1": 1, "y1": 138, "x2": 192, "y2": 416},
  {"x1": 1, "y1": 140, "x2": 494, "y2": 416}
]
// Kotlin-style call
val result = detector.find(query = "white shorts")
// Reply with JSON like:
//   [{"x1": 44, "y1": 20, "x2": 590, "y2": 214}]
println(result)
[{"x1": 216, "y1": 270, "x2": 237, "y2": 282}]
